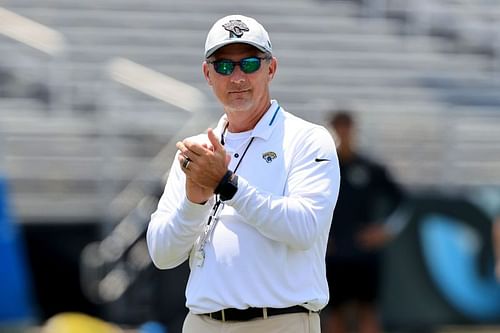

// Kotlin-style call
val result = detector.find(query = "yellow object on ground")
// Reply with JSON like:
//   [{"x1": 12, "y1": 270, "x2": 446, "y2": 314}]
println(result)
[{"x1": 41, "y1": 312, "x2": 123, "y2": 333}]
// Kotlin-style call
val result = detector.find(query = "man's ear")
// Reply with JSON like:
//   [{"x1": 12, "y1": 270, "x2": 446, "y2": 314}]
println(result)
[
  {"x1": 268, "y1": 57, "x2": 277, "y2": 81},
  {"x1": 202, "y1": 61, "x2": 212, "y2": 86}
]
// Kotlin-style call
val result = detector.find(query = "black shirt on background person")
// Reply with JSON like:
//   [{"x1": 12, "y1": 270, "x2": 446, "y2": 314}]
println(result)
[{"x1": 324, "y1": 110, "x2": 404, "y2": 333}]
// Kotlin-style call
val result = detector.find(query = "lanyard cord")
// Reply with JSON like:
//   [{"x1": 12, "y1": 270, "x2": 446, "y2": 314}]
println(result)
[
  {"x1": 220, "y1": 122, "x2": 255, "y2": 174},
  {"x1": 197, "y1": 126, "x2": 255, "y2": 259},
  {"x1": 233, "y1": 137, "x2": 255, "y2": 173},
  {"x1": 195, "y1": 107, "x2": 280, "y2": 266},
  {"x1": 208, "y1": 125, "x2": 254, "y2": 223}
]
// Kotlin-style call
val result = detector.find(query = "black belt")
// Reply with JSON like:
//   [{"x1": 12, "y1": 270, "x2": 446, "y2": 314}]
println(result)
[{"x1": 205, "y1": 305, "x2": 310, "y2": 322}]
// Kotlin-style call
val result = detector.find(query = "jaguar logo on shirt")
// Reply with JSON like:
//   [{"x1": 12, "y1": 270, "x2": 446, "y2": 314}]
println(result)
[{"x1": 262, "y1": 151, "x2": 277, "y2": 163}]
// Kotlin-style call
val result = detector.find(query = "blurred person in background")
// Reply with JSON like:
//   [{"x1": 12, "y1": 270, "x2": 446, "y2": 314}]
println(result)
[
  {"x1": 147, "y1": 15, "x2": 340, "y2": 333},
  {"x1": 494, "y1": 216, "x2": 500, "y2": 282},
  {"x1": 323, "y1": 110, "x2": 405, "y2": 333}
]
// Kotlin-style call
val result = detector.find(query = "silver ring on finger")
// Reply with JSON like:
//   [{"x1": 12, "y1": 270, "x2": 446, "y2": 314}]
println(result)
[{"x1": 182, "y1": 157, "x2": 191, "y2": 169}]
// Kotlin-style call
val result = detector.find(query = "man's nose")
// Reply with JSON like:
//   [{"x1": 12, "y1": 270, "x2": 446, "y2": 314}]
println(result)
[{"x1": 230, "y1": 65, "x2": 246, "y2": 83}]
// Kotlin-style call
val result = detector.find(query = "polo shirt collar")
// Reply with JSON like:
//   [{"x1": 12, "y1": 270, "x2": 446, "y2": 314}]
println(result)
[
  {"x1": 251, "y1": 100, "x2": 281, "y2": 140},
  {"x1": 216, "y1": 100, "x2": 281, "y2": 141}
]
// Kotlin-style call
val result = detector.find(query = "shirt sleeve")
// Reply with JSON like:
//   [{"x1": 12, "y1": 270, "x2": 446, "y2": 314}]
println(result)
[
  {"x1": 227, "y1": 126, "x2": 340, "y2": 250},
  {"x1": 374, "y1": 163, "x2": 404, "y2": 205},
  {"x1": 146, "y1": 152, "x2": 212, "y2": 269},
  {"x1": 367, "y1": 162, "x2": 405, "y2": 222}
]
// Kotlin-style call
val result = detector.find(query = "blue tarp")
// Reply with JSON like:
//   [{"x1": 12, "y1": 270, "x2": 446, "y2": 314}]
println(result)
[{"x1": 0, "y1": 177, "x2": 36, "y2": 324}]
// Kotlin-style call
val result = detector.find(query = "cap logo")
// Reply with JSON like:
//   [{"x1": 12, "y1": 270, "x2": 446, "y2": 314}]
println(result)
[{"x1": 222, "y1": 20, "x2": 249, "y2": 38}]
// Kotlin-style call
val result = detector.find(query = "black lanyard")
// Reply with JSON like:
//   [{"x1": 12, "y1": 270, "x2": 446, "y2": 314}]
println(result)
[
  {"x1": 195, "y1": 107, "x2": 280, "y2": 267},
  {"x1": 209, "y1": 124, "x2": 255, "y2": 221},
  {"x1": 220, "y1": 122, "x2": 255, "y2": 174},
  {"x1": 196, "y1": 124, "x2": 255, "y2": 267}
]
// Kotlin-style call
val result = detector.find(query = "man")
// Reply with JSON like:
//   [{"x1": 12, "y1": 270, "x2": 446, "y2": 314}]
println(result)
[
  {"x1": 147, "y1": 15, "x2": 340, "y2": 333},
  {"x1": 494, "y1": 216, "x2": 500, "y2": 282},
  {"x1": 324, "y1": 111, "x2": 404, "y2": 333}
]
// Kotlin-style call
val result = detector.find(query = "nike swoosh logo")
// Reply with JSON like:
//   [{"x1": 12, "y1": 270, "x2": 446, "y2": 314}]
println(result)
[{"x1": 315, "y1": 158, "x2": 330, "y2": 162}]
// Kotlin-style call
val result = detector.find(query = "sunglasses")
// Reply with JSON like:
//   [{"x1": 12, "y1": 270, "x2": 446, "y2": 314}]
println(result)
[{"x1": 207, "y1": 56, "x2": 271, "y2": 75}]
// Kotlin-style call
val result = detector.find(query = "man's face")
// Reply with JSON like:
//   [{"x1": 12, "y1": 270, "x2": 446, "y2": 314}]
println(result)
[{"x1": 203, "y1": 43, "x2": 276, "y2": 114}]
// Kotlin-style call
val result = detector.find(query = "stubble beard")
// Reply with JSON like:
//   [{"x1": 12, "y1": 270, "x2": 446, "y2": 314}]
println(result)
[{"x1": 226, "y1": 94, "x2": 254, "y2": 113}]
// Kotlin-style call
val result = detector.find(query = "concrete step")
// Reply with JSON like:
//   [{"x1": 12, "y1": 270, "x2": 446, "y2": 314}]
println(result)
[
  {"x1": 3, "y1": 0, "x2": 360, "y2": 17},
  {"x1": 8, "y1": 10, "x2": 393, "y2": 35}
]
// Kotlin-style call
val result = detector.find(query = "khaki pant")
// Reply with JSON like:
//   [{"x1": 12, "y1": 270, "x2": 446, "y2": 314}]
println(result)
[{"x1": 182, "y1": 311, "x2": 321, "y2": 333}]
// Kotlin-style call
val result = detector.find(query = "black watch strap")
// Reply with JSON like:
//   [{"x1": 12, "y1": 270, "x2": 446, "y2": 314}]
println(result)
[{"x1": 214, "y1": 170, "x2": 238, "y2": 201}]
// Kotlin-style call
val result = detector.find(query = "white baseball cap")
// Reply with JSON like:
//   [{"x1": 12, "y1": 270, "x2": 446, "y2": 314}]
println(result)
[{"x1": 204, "y1": 15, "x2": 272, "y2": 58}]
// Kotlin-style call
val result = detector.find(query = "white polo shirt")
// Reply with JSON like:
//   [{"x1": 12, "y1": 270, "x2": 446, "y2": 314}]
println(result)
[{"x1": 147, "y1": 100, "x2": 340, "y2": 313}]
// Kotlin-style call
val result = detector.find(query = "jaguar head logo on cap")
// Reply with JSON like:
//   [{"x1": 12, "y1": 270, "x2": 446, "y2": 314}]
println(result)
[
  {"x1": 204, "y1": 15, "x2": 273, "y2": 58},
  {"x1": 223, "y1": 20, "x2": 249, "y2": 38}
]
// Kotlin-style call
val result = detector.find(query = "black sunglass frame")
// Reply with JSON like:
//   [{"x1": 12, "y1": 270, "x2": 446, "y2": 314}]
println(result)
[{"x1": 207, "y1": 56, "x2": 272, "y2": 75}]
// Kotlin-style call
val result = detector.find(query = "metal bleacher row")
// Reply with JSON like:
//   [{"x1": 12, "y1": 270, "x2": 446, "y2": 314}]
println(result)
[
  {"x1": 384, "y1": 0, "x2": 500, "y2": 55},
  {"x1": 1, "y1": 0, "x2": 500, "y2": 223}
]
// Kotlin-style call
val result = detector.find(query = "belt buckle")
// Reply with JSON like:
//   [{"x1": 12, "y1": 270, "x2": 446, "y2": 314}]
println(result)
[
  {"x1": 262, "y1": 307, "x2": 268, "y2": 319},
  {"x1": 209, "y1": 309, "x2": 225, "y2": 322}
]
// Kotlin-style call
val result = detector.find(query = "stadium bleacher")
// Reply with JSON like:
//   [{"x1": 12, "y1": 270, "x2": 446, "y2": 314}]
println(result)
[
  {"x1": 1, "y1": 0, "x2": 500, "y2": 331},
  {"x1": 1, "y1": 0, "x2": 500, "y2": 222}
]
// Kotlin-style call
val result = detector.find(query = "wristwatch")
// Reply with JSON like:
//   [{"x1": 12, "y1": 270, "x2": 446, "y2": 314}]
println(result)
[{"x1": 214, "y1": 170, "x2": 239, "y2": 201}]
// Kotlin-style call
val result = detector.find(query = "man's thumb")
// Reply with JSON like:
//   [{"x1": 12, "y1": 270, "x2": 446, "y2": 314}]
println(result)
[{"x1": 207, "y1": 128, "x2": 223, "y2": 151}]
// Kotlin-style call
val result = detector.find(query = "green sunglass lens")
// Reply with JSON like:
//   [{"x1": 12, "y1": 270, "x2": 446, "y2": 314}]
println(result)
[
  {"x1": 215, "y1": 61, "x2": 234, "y2": 75},
  {"x1": 241, "y1": 58, "x2": 261, "y2": 73},
  {"x1": 213, "y1": 57, "x2": 263, "y2": 75}
]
